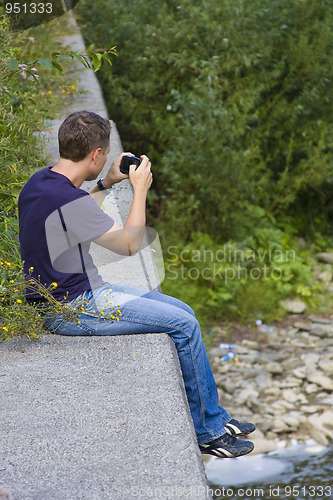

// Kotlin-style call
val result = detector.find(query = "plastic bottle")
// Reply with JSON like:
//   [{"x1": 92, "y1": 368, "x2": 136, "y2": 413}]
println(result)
[
  {"x1": 220, "y1": 351, "x2": 237, "y2": 362},
  {"x1": 219, "y1": 343, "x2": 235, "y2": 350}
]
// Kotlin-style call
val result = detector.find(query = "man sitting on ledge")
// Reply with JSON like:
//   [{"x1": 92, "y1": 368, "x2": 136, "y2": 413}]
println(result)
[{"x1": 18, "y1": 110, "x2": 255, "y2": 459}]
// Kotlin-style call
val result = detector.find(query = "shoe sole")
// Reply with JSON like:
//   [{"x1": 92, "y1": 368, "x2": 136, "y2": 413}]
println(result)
[{"x1": 199, "y1": 442, "x2": 254, "y2": 459}]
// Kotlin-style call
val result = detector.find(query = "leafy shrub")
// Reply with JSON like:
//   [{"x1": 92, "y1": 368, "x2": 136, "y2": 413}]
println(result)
[
  {"x1": 0, "y1": 12, "x2": 115, "y2": 342},
  {"x1": 162, "y1": 230, "x2": 330, "y2": 325},
  {"x1": 77, "y1": 0, "x2": 333, "y2": 240},
  {"x1": 75, "y1": 0, "x2": 333, "y2": 325}
]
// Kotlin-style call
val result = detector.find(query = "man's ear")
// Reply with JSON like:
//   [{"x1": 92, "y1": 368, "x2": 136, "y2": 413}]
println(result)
[{"x1": 91, "y1": 147, "x2": 102, "y2": 162}]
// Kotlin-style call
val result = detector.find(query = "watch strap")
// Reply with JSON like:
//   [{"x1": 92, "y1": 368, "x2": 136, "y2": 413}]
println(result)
[{"x1": 97, "y1": 177, "x2": 108, "y2": 191}]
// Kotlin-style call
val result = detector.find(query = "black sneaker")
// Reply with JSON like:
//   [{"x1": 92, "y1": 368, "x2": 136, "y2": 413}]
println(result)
[
  {"x1": 199, "y1": 433, "x2": 254, "y2": 458},
  {"x1": 225, "y1": 419, "x2": 256, "y2": 437}
]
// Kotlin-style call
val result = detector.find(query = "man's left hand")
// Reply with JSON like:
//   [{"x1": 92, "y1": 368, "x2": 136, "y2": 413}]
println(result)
[{"x1": 103, "y1": 152, "x2": 134, "y2": 188}]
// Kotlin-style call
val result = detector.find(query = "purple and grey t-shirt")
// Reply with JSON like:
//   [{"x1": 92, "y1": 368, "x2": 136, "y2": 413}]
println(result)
[{"x1": 18, "y1": 167, "x2": 114, "y2": 303}]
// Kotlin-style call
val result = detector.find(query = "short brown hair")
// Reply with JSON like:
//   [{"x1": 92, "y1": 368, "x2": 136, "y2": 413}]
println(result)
[{"x1": 58, "y1": 110, "x2": 111, "y2": 162}]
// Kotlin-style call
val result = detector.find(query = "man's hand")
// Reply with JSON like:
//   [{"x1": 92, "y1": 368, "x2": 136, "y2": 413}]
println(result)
[
  {"x1": 128, "y1": 155, "x2": 153, "y2": 193},
  {"x1": 102, "y1": 152, "x2": 134, "y2": 188},
  {"x1": 94, "y1": 155, "x2": 153, "y2": 256}
]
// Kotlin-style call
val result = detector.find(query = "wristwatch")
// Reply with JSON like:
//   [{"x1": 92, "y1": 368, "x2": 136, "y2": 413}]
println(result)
[{"x1": 97, "y1": 177, "x2": 112, "y2": 192}]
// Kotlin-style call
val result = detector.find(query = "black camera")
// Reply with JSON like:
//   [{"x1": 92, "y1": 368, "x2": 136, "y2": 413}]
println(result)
[{"x1": 120, "y1": 155, "x2": 142, "y2": 174}]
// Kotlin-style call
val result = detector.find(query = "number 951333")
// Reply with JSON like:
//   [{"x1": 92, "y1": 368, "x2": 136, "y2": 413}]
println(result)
[{"x1": 5, "y1": 3, "x2": 53, "y2": 14}]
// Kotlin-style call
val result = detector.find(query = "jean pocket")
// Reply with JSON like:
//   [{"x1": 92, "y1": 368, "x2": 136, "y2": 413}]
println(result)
[
  {"x1": 43, "y1": 315, "x2": 96, "y2": 336},
  {"x1": 43, "y1": 316, "x2": 66, "y2": 334}
]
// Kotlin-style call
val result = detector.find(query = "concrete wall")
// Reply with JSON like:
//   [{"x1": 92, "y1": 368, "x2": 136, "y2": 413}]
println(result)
[{"x1": 0, "y1": 13, "x2": 212, "y2": 500}]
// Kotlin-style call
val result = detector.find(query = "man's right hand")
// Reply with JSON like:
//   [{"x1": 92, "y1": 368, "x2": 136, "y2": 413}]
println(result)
[{"x1": 128, "y1": 155, "x2": 153, "y2": 193}]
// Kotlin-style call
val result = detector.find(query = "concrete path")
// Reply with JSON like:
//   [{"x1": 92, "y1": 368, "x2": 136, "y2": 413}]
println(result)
[{"x1": 0, "y1": 12, "x2": 212, "y2": 500}]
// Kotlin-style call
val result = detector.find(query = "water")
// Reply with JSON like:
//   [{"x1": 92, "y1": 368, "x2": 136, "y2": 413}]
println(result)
[{"x1": 206, "y1": 441, "x2": 333, "y2": 499}]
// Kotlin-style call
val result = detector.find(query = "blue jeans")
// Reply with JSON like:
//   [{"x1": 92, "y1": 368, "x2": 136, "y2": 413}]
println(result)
[{"x1": 43, "y1": 282, "x2": 231, "y2": 444}]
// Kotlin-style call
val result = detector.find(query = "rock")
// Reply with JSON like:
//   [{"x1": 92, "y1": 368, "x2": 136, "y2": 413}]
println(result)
[
  {"x1": 266, "y1": 431, "x2": 278, "y2": 440},
  {"x1": 264, "y1": 361, "x2": 283, "y2": 374},
  {"x1": 259, "y1": 352, "x2": 285, "y2": 363},
  {"x1": 319, "y1": 394, "x2": 333, "y2": 405},
  {"x1": 307, "y1": 372, "x2": 333, "y2": 391},
  {"x1": 241, "y1": 340, "x2": 259, "y2": 349},
  {"x1": 282, "y1": 389, "x2": 308, "y2": 404},
  {"x1": 309, "y1": 316, "x2": 332, "y2": 324},
  {"x1": 242, "y1": 368, "x2": 261, "y2": 379},
  {"x1": 293, "y1": 367, "x2": 307, "y2": 379},
  {"x1": 271, "y1": 419, "x2": 291, "y2": 433},
  {"x1": 208, "y1": 347, "x2": 223, "y2": 357},
  {"x1": 217, "y1": 364, "x2": 232, "y2": 374},
  {"x1": 255, "y1": 370, "x2": 272, "y2": 390},
  {"x1": 217, "y1": 379, "x2": 237, "y2": 394},
  {"x1": 281, "y1": 357, "x2": 303, "y2": 371},
  {"x1": 317, "y1": 253, "x2": 333, "y2": 264},
  {"x1": 300, "y1": 405, "x2": 323, "y2": 414},
  {"x1": 303, "y1": 353, "x2": 320, "y2": 372},
  {"x1": 281, "y1": 389, "x2": 299, "y2": 404},
  {"x1": 307, "y1": 410, "x2": 333, "y2": 445},
  {"x1": 251, "y1": 438, "x2": 277, "y2": 455},
  {"x1": 294, "y1": 322, "x2": 312, "y2": 331},
  {"x1": 305, "y1": 383, "x2": 319, "y2": 394},
  {"x1": 318, "y1": 269, "x2": 333, "y2": 282},
  {"x1": 271, "y1": 401, "x2": 288, "y2": 413},
  {"x1": 310, "y1": 324, "x2": 333, "y2": 337},
  {"x1": 251, "y1": 428, "x2": 265, "y2": 440},
  {"x1": 320, "y1": 339, "x2": 333, "y2": 348},
  {"x1": 240, "y1": 353, "x2": 260, "y2": 364},
  {"x1": 318, "y1": 359, "x2": 333, "y2": 374},
  {"x1": 284, "y1": 327, "x2": 299, "y2": 337},
  {"x1": 282, "y1": 414, "x2": 300, "y2": 428},
  {"x1": 279, "y1": 377, "x2": 303, "y2": 388},
  {"x1": 280, "y1": 299, "x2": 306, "y2": 314},
  {"x1": 262, "y1": 386, "x2": 281, "y2": 398},
  {"x1": 236, "y1": 387, "x2": 259, "y2": 405}
]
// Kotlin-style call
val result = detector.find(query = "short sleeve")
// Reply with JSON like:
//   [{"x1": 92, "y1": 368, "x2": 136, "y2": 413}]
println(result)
[{"x1": 45, "y1": 194, "x2": 114, "y2": 269}]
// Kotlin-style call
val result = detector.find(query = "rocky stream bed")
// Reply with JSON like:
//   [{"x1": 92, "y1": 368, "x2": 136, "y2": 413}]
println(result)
[{"x1": 206, "y1": 314, "x2": 333, "y2": 455}]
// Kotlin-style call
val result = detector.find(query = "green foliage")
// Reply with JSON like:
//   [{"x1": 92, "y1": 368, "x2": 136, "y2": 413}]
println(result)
[
  {"x1": 0, "y1": 259, "x2": 78, "y2": 343},
  {"x1": 0, "y1": 11, "x2": 116, "y2": 342},
  {"x1": 162, "y1": 230, "x2": 330, "y2": 325},
  {"x1": 77, "y1": 0, "x2": 333, "y2": 241},
  {"x1": 76, "y1": 0, "x2": 333, "y2": 326}
]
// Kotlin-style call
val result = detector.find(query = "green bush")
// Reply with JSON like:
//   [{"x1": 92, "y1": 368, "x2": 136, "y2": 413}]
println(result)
[
  {"x1": 0, "y1": 10, "x2": 117, "y2": 342},
  {"x1": 76, "y1": 0, "x2": 333, "y2": 240},
  {"x1": 75, "y1": 0, "x2": 333, "y2": 325},
  {"x1": 161, "y1": 228, "x2": 331, "y2": 326},
  {"x1": 0, "y1": 14, "x2": 81, "y2": 341}
]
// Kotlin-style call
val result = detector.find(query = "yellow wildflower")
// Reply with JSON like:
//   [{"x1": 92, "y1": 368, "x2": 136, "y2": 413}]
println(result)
[
  {"x1": 17, "y1": 299, "x2": 22, "y2": 303},
  {"x1": 51, "y1": 282, "x2": 58, "y2": 288}
]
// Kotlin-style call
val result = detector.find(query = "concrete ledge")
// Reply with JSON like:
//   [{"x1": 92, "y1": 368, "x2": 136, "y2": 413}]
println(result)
[
  {"x1": 0, "y1": 12, "x2": 211, "y2": 500},
  {"x1": 0, "y1": 334, "x2": 210, "y2": 500}
]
